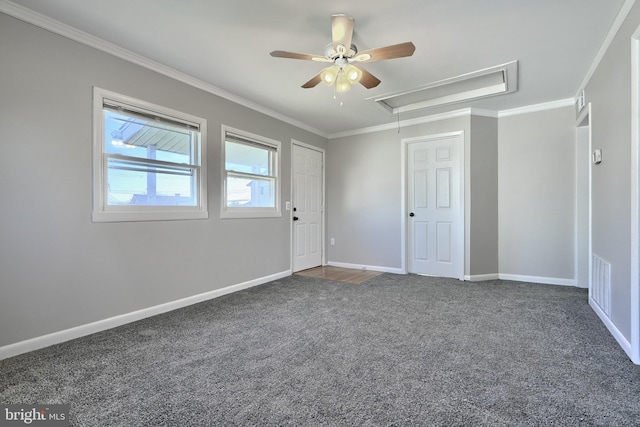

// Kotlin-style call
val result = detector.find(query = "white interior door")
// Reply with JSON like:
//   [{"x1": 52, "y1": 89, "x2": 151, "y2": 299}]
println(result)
[
  {"x1": 407, "y1": 134, "x2": 463, "y2": 279},
  {"x1": 292, "y1": 144, "x2": 323, "y2": 272}
]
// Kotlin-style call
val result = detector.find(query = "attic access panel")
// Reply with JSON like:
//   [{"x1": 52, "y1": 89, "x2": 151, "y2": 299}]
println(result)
[{"x1": 370, "y1": 61, "x2": 518, "y2": 114}]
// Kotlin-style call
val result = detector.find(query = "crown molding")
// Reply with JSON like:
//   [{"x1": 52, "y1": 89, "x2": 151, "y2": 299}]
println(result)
[
  {"x1": 328, "y1": 108, "x2": 480, "y2": 139},
  {"x1": 0, "y1": 0, "x2": 604, "y2": 140},
  {"x1": 329, "y1": 98, "x2": 575, "y2": 139},
  {"x1": 575, "y1": 0, "x2": 636, "y2": 97},
  {"x1": 498, "y1": 98, "x2": 575, "y2": 118},
  {"x1": 0, "y1": 0, "x2": 328, "y2": 138},
  {"x1": 327, "y1": 98, "x2": 575, "y2": 139},
  {"x1": 468, "y1": 108, "x2": 500, "y2": 118}
]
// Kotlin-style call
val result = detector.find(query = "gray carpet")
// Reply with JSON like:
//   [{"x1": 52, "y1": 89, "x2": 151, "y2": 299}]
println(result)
[{"x1": 2, "y1": 274, "x2": 640, "y2": 426}]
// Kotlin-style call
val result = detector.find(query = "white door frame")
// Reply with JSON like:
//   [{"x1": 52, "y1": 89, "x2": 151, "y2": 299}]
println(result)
[
  {"x1": 629, "y1": 28, "x2": 640, "y2": 364},
  {"x1": 576, "y1": 103, "x2": 592, "y2": 291},
  {"x1": 290, "y1": 140, "x2": 326, "y2": 272},
  {"x1": 401, "y1": 131, "x2": 465, "y2": 278}
]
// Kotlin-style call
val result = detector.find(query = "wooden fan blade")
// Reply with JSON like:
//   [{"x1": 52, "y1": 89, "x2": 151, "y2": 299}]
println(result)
[
  {"x1": 331, "y1": 14, "x2": 354, "y2": 53},
  {"x1": 355, "y1": 65, "x2": 381, "y2": 89},
  {"x1": 302, "y1": 71, "x2": 323, "y2": 89},
  {"x1": 270, "y1": 50, "x2": 331, "y2": 62},
  {"x1": 355, "y1": 42, "x2": 416, "y2": 62}
]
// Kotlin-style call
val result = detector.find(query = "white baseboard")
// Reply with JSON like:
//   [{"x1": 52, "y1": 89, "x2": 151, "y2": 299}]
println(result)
[
  {"x1": 0, "y1": 270, "x2": 291, "y2": 361},
  {"x1": 326, "y1": 261, "x2": 403, "y2": 275},
  {"x1": 464, "y1": 274, "x2": 500, "y2": 281},
  {"x1": 589, "y1": 297, "x2": 637, "y2": 364},
  {"x1": 498, "y1": 273, "x2": 575, "y2": 287},
  {"x1": 323, "y1": 265, "x2": 573, "y2": 286}
]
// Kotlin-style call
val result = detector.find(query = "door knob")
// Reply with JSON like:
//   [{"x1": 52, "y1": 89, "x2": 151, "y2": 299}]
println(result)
[
  {"x1": 293, "y1": 216, "x2": 299, "y2": 221},
  {"x1": 409, "y1": 212, "x2": 415, "y2": 217}
]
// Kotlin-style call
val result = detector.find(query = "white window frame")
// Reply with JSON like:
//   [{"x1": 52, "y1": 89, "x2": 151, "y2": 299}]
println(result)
[
  {"x1": 92, "y1": 87, "x2": 208, "y2": 222},
  {"x1": 221, "y1": 125, "x2": 282, "y2": 219}
]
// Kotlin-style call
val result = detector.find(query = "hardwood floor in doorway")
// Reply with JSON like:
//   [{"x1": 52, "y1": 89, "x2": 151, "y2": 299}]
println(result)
[{"x1": 295, "y1": 266, "x2": 382, "y2": 284}]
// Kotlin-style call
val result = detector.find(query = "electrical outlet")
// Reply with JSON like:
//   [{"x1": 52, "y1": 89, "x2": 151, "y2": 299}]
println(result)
[{"x1": 330, "y1": 238, "x2": 335, "y2": 245}]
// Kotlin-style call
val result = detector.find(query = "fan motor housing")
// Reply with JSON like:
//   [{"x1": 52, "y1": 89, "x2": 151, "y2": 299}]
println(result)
[{"x1": 324, "y1": 43, "x2": 358, "y2": 60}]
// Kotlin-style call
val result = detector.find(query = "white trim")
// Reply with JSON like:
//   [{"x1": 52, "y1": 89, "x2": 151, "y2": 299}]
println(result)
[
  {"x1": 0, "y1": 270, "x2": 291, "y2": 361},
  {"x1": 327, "y1": 261, "x2": 403, "y2": 275},
  {"x1": 220, "y1": 125, "x2": 282, "y2": 219},
  {"x1": 0, "y1": 0, "x2": 589, "y2": 141},
  {"x1": 498, "y1": 274, "x2": 575, "y2": 287},
  {"x1": 630, "y1": 27, "x2": 640, "y2": 364},
  {"x1": 590, "y1": 297, "x2": 636, "y2": 363},
  {"x1": 464, "y1": 274, "x2": 500, "y2": 282},
  {"x1": 329, "y1": 108, "x2": 495, "y2": 139},
  {"x1": 92, "y1": 87, "x2": 209, "y2": 222},
  {"x1": 401, "y1": 131, "x2": 465, "y2": 280},
  {"x1": 497, "y1": 98, "x2": 575, "y2": 118},
  {"x1": 2, "y1": 0, "x2": 627, "y2": 141},
  {"x1": 328, "y1": 98, "x2": 575, "y2": 139},
  {"x1": 588, "y1": 105, "x2": 594, "y2": 296},
  {"x1": 400, "y1": 137, "x2": 408, "y2": 275},
  {"x1": 575, "y1": 103, "x2": 592, "y2": 292},
  {"x1": 291, "y1": 140, "x2": 327, "y2": 271},
  {"x1": 469, "y1": 108, "x2": 500, "y2": 118},
  {"x1": 575, "y1": 0, "x2": 637, "y2": 100},
  {"x1": 0, "y1": 0, "x2": 328, "y2": 139}
]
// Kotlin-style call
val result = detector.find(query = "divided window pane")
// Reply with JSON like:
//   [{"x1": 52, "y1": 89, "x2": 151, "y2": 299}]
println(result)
[
  {"x1": 103, "y1": 108, "x2": 198, "y2": 207},
  {"x1": 222, "y1": 129, "x2": 281, "y2": 217},
  {"x1": 93, "y1": 87, "x2": 207, "y2": 222}
]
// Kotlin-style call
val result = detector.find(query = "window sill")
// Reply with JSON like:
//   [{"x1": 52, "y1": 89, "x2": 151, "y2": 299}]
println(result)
[
  {"x1": 92, "y1": 209, "x2": 209, "y2": 223},
  {"x1": 220, "y1": 209, "x2": 282, "y2": 219}
]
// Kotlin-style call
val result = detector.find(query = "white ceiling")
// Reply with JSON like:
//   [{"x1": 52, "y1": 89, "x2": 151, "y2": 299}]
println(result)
[{"x1": 5, "y1": 0, "x2": 628, "y2": 136}]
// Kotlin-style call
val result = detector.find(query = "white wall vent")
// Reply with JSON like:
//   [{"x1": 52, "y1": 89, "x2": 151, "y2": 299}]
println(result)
[
  {"x1": 370, "y1": 60, "x2": 518, "y2": 114},
  {"x1": 592, "y1": 254, "x2": 611, "y2": 317}
]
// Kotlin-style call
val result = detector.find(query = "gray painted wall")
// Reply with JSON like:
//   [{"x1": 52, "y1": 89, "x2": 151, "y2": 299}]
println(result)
[
  {"x1": 327, "y1": 107, "x2": 575, "y2": 284},
  {"x1": 469, "y1": 115, "x2": 499, "y2": 277},
  {"x1": 326, "y1": 117, "x2": 474, "y2": 273},
  {"x1": 325, "y1": 130, "x2": 405, "y2": 269},
  {"x1": 0, "y1": 14, "x2": 326, "y2": 347},
  {"x1": 581, "y1": 2, "x2": 640, "y2": 341},
  {"x1": 498, "y1": 107, "x2": 576, "y2": 282}
]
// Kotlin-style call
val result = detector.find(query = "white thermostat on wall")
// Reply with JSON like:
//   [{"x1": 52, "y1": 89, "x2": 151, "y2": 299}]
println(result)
[{"x1": 593, "y1": 149, "x2": 602, "y2": 165}]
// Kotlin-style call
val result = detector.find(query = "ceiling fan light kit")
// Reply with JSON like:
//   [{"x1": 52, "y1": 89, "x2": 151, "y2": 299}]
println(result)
[
  {"x1": 335, "y1": 71, "x2": 351, "y2": 93},
  {"x1": 320, "y1": 63, "x2": 363, "y2": 93},
  {"x1": 270, "y1": 14, "x2": 415, "y2": 94},
  {"x1": 321, "y1": 67, "x2": 337, "y2": 85},
  {"x1": 344, "y1": 64, "x2": 363, "y2": 84}
]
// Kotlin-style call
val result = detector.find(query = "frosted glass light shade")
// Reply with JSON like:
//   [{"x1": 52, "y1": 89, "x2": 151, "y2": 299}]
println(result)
[
  {"x1": 335, "y1": 71, "x2": 351, "y2": 93},
  {"x1": 344, "y1": 64, "x2": 362, "y2": 84},
  {"x1": 321, "y1": 66, "x2": 338, "y2": 86}
]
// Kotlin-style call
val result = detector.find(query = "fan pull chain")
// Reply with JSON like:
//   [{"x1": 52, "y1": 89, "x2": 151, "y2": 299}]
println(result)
[{"x1": 332, "y1": 85, "x2": 344, "y2": 106}]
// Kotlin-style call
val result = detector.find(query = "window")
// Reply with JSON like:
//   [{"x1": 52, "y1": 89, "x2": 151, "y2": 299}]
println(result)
[
  {"x1": 221, "y1": 126, "x2": 281, "y2": 218},
  {"x1": 93, "y1": 87, "x2": 207, "y2": 222}
]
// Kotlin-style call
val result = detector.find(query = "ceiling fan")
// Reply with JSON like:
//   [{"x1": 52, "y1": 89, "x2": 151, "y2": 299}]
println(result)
[{"x1": 270, "y1": 14, "x2": 415, "y2": 93}]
